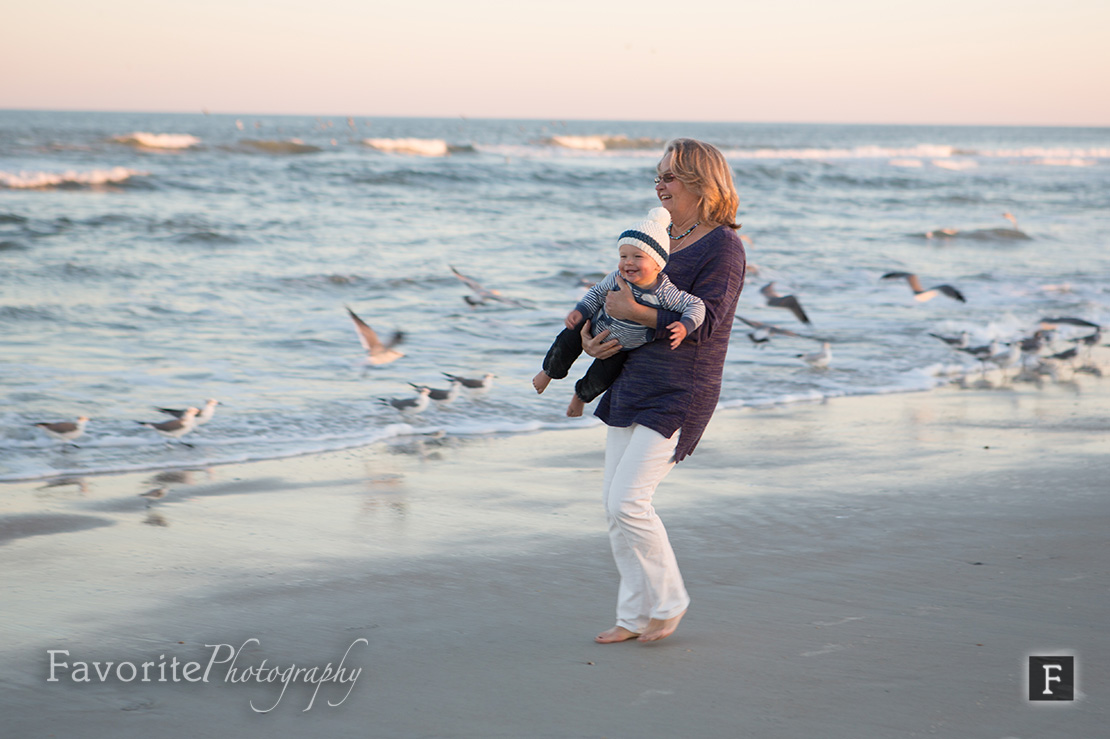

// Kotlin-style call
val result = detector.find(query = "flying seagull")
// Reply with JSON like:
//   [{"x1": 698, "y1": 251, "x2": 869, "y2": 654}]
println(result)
[
  {"x1": 450, "y1": 265, "x2": 525, "y2": 307},
  {"x1": 346, "y1": 305, "x2": 404, "y2": 365},
  {"x1": 881, "y1": 272, "x2": 966, "y2": 303},
  {"x1": 760, "y1": 283, "x2": 811, "y2": 324},
  {"x1": 1039, "y1": 317, "x2": 1100, "y2": 331}
]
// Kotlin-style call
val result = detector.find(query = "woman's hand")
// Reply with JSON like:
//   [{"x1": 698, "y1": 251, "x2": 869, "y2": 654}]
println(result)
[
  {"x1": 605, "y1": 275, "x2": 656, "y2": 327},
  {"x1": 580, "y1": 320, "x2": 622, "y2": 359}
]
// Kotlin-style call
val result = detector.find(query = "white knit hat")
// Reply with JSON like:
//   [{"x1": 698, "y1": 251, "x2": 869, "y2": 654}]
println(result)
[{"x1": 617, "y1": 207, "x2": 672, "y2": 269}]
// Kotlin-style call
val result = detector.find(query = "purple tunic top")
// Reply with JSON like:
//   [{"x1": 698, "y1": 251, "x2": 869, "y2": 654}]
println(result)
[{"x1": 595, "y1": 226, "x2": 746, "y2": 462}]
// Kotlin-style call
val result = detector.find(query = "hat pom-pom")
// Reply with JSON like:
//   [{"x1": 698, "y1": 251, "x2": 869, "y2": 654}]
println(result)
[{"x1": 647, "y1": 207, "x2": 671, "y2": 225}]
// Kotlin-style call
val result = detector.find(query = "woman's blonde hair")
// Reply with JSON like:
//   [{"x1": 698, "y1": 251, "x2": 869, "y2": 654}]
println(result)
[{"x1": 662, "y1": 138, "x2": 740, "y2": 229}]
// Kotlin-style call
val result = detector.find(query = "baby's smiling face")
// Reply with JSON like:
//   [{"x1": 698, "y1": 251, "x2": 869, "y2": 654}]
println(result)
[{"x1": 618, "y1": 243, "x2": 662, "y2": 287}]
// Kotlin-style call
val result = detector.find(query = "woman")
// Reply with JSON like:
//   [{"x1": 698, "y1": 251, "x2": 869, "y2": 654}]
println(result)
[{"x1": 582, "y1": 138, "x2": 746, "y2": 644}]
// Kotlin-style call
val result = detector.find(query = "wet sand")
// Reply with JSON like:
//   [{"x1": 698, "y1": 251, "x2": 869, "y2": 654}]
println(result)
[{"x1": 1, "y1": 382, "x2": 1108, "y2": 738}]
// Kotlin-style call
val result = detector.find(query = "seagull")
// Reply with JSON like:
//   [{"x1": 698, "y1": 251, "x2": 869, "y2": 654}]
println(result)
[
  {"x1": 379, "y1": 386, "x2": 431, "y2": 414},
  {"x1": 760, "y1": 283, "x2": 811, "y2": 324},
  {"x1": 956, "y1": 340, "x2": 1002, "y2": 378},
  {"x1": 450, "y1": 266, "x2": 525, "y2": 307},
  {"x1": 881, "y1": 272, "x2": 966, "y2": 303},
  {"x1": 139, "y1": 487, "x2": 168, "y2": 506},
  {"x1": 798, "y1": 342, "x2": 832, "y2": 369},
  {"x1": 736, "y1": 315, "x2": 818, "y2": 345},
  {"x1": 1071, "y1": 328, "x2": 1103, "y2": 349},
  {"x1": 988, "y1": 342, "x2": 1023, "y2": 374},
  {"x1": 442, "y1": 372, "x2": 495, "y2": 393},
  {"x1": 346, "y1": 305, "x2": 404, "y2": 365},
  {"x1": 1018, "y1": 329, "x2": 1052, "y2": 356},
  {"x1": 33, "y1": 416, "x2": 88, "y2": 446},
  {"x1": 138, "y1": 407, "x2": 199, "y2": 446},
  {"x1": 157, "y1": 398, "x2": 219, "y2": 425},
  {"x1": 1047, "y1": 346, "x2": 1079, "y2": 363},
  {"x1": 929, "y1": 331, "x2": 970, "y2": 348},
  {"x1": 1039, "y1": 317, "x2": 1100, "y2": 331},
  {"x1": 409, "y1": 379, "x2": 462, "y2": 403},
  {"x1": 747, "y1": 327, "x2": 772, "y2": 345}
]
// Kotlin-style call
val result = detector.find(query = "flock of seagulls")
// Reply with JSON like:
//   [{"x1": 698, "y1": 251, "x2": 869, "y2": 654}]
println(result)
[
  {"x1": 742, "y1": 213, "x2": 1105, "y2": 379},
  {"x1": 29, "y1": 268, "x2": 502, "y2": 449},
  {"x1": 32, "y1": 400, "x2": 221, "y2": 449},
  {"x1": 929, "y1": 316, "x2": 1106, "y2": 383},
  {"x1": 28, "y1": 213, "x2": 1104, "y2": 451}
]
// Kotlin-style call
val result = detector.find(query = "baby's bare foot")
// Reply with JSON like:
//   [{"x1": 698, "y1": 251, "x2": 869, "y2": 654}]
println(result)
[
  {"x1": 566, "y1": 395, "x2": 585, "y2": 417},
  {"x1": 595, "y1": 626, "x2": 640, "y2": 644},
  {"x1": 532, "y1": 371, "x2": 552, "y2": 394},
  {"x1": 637, "y1": 610, "x2": 686, "y2": 642}
]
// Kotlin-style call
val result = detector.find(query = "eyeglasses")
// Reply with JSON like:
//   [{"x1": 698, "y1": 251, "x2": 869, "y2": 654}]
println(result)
[{"x1": 654, "y1": 173, "x2": 677, "y2": 184}]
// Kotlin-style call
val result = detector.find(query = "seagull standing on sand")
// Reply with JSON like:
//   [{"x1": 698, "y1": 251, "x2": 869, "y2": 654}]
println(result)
[
  {"x1": 379, "y1": 386, "x2": 431, "y2": 414},
  {"x1": 798, "y1": 342, "x2": 832, "y2": 369},
  {"x1": 138, "y1": 407, "x2": 200, "y2": 446},
  {"x1": 157, "y1": 398, "x2": 219, "y2": 425},
  {"x1": 139, "y1": 487, "x2": 168, "y2": 506},
  {"x1": 33, "y1": 416, "x2": 89, "y2": 446},
  {"x1": 442, "y1": 372, "x2": 495, "y2": 394},
  {"x1": 988, "y1": 342, "x2": 1023, "y2": 375},
  {"x1": 881, "y1": 272, "x2": 966, "y2": 303},
  {"x1": 760, "y1": 283, "x2": 811, "y2": 324},
  {"x1": 409, "y1": 379, "x2": 462, "y2": 403},
  {"x1": 346, "y1": 306, "x2": 404, "y2": 365}
]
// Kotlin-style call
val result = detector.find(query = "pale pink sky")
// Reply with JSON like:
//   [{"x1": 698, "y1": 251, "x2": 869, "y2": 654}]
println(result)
[{"x1": 3, "y1": 0, "x2": 1107, "y2": 125}]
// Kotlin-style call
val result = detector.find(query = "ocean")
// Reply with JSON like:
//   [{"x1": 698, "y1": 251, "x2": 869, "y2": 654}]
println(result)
[{"x1": 2, "y1": 110, "x2": 1108, "y2": 482}]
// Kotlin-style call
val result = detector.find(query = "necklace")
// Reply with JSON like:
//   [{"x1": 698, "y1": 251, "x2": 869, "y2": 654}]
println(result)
[{"x1": 667, "y1": 221, "x2": 700, "y2": 240}]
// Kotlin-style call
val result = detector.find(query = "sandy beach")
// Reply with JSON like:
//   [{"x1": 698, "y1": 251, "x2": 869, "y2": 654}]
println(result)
[{"x1": 2, "y1": 380, "x2": 1107, "y2": 738}]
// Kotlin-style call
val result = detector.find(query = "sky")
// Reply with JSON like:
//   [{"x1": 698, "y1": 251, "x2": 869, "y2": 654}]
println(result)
[{"x1": 2, "y1": 0, "x2": 1108, "y2": 126}]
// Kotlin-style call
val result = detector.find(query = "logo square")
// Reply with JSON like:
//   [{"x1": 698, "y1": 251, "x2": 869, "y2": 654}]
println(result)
[{"x1": 1028, "y1": 656, "x2": 1075, "y2": 701}]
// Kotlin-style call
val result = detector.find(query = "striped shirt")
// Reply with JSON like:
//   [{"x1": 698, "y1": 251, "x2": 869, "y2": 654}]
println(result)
[{"x1": 575, "y1": 271, "x2": 705, "y2": 351}]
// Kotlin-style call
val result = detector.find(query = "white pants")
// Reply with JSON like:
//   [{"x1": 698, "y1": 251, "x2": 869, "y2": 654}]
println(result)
[{"x1": 602, "y1": 424, "x2": 690, "y2": 633}]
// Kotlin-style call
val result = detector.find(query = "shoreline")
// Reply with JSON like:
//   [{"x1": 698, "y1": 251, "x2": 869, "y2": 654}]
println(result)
[{"x1": 2, "y1": 381, "x2": 1108, "y2": 737}]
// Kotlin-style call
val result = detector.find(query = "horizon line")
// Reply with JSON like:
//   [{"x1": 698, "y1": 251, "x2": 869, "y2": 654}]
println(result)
[{"x1": 1, "y1": 106, "x2": 1107, "y2": 130}]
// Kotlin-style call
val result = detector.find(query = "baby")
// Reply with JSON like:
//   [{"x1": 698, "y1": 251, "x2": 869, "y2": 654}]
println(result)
[{"x1": 533, "y1": 207, "x2": 705, "y2": 416}]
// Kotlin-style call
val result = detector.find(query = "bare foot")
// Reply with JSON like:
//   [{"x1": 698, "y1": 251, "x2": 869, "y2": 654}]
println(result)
[
  {"x1": 595, "y1": 626, "x2": 640, "y2": 644},
  {"x1": 566, "y1": 395, "x2": 585, "y2": 417},
  {"x1": 532, "y1": 371, "x2": 552, "y2": 394},
  {"x1": 637, "y1": 610, "x2": 686, "y2": 642}
]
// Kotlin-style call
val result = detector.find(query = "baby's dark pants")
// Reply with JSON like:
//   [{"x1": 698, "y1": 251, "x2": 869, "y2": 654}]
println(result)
[{"x1": 542, "y1": 321, "x2": 628, "y2": 402}]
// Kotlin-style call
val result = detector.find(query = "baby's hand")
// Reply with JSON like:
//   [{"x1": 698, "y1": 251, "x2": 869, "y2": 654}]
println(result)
[
  {"x1": 565, "y1": 309, "x2": 583, "y2": 330},
  {"x1": 668, "y1": 321, "x2": 688, "y2": 349}
]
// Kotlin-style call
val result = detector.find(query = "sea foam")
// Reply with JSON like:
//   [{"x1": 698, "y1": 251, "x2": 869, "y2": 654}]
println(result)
[
  {"x1": 363, "y1": 138, "x2": 449, "y2": 156},
  {"x1": 113, "y1": 132, "x2": 201, "y2": 149},
  {"x1": 0, "y1": 167, "x2": 147, "y2": 189}
]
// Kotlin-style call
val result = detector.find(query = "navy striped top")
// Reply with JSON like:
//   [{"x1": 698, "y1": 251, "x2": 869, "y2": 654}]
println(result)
[{"x1": 595, "y1": 226, "x2": 746, "y2": 462}]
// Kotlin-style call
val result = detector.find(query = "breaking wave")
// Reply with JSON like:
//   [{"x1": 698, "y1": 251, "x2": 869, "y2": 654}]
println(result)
[
  {"x1": 363, "y1": 138, "x2": 450, "y2": 157},
  {"x1": 112, "y1": 132, "x2": 201, "y2": 149},
  {"x1": 543, "y1": 135, "x2": 664, "y2": 151},
  {"x1": 0, "y1": 167, "x2": 148, "y2": 189}
]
